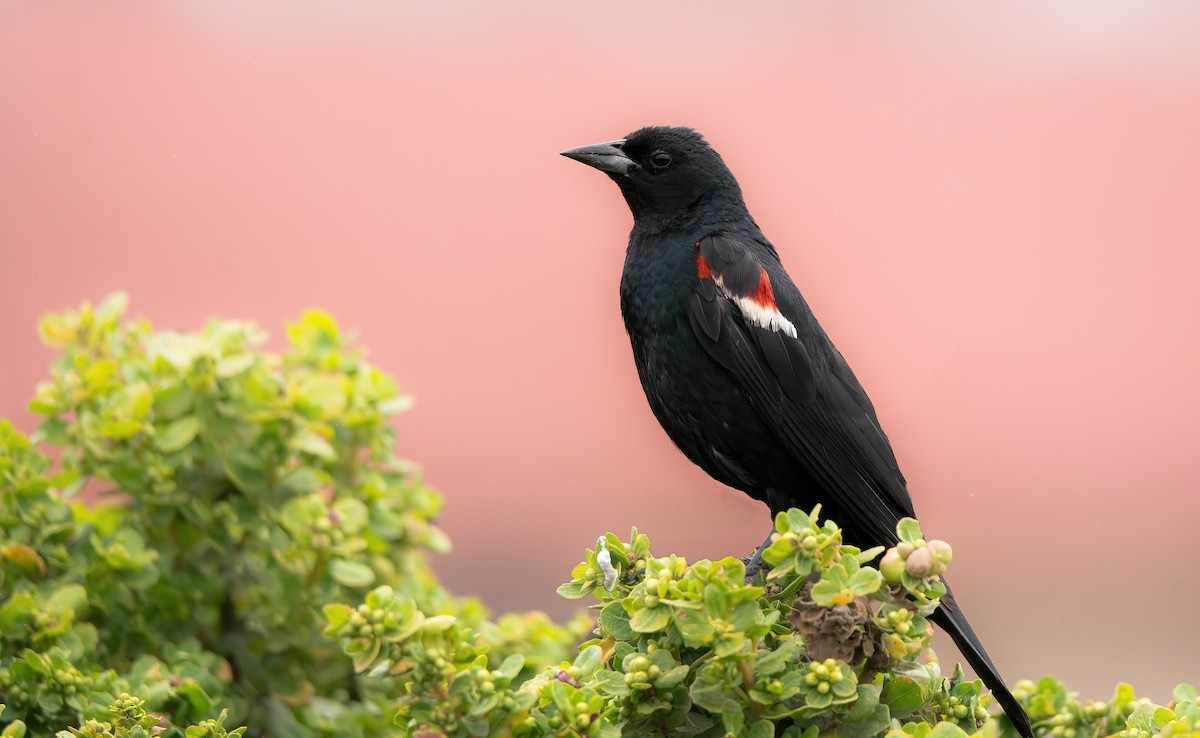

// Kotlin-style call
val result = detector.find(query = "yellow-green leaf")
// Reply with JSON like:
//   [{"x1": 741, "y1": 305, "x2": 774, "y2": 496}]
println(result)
[
  {"x1": 100, "y1": 419, "x2": 143, "y2": 440},
  {"x1": 127, "y1": 382, "x2": 154, "y2": 420},
  {"x1": 329, "y1": 559, "x2": 375, "y2": 588},
  {"x1": 1, "y1": 544, "x2": 46, "y2": 576},
  {"x1": 156, "y1": 416, "x2": 201, "y2": 452},
  {"x1": 295, "y1": 375, "x2": 348, "y2": 418},
  {"x1": 84, "y1": 359, "x2": 118, "y2": 390},
  {"x1": 216, "y1": 353, "x2": 255, "y2": 378},
  {"x1": 290, "y1": 428, "x2": 336, "y2": 459}
]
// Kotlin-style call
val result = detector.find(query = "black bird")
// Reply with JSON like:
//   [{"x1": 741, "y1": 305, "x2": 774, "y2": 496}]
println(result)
[{"x1": 562, "y1": 126, "x2": 1033, "y2": 738}]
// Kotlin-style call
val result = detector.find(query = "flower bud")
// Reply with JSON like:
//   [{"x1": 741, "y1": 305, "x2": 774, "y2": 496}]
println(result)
[
  {"x1": 905, "y1": 546, "x2": 934, "y2": 578},
  {"x1": 896, "y1": 542, "x2": 914, "y2": 559},
  {"x1": 927, "y1": 539, "x2": 952, "y2": 566},
  {"x1": 880, "y1": 549, "x2": 906, "y2": 582}
]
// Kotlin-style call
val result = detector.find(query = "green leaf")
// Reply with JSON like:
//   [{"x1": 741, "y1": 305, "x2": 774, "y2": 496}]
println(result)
[
  {"x1": 593, "y1": 669, "x2": 631, "y2": 698},
  {"x1": 755, "y1": 636, "x2": 803, "y2": 674},
  {"x1": 785, "y1": 508, "x2": 814, "y2": 532},
  {"x1": 926, "y1": 723, "x2": 971, "y2": 738},
  {"x1": 556, "y1": 581, "x2": 588, "y2": 599},
  {"x1": 848, "y1": 567, "x2": 883, "y2": 595},
  {"x1": 549, "y1": 679, "x2": 573, "y2": 712},
  {"x1": 329, "y1": 559, "x2": 375, "y2": 588},
  {"x1": 897, "y1": 518, "x2": 923, "y2": 544},
  {"x1": 377, "y1": 395, "x2": 415, "y2": 415},
  {"x1": 27, "y1": 392, "x2": 59, "y2": 415},
  {"x1": 1153, "y1": 706, "x2": 1177, "y2": 727},
  {"x1": 1174, "y1": 683, "x2": 1198, "y2": 703},
  {"x1": 810, "y1": 579, "x2": 844, "y2": 606},
  {"x1": 1, "y1": 543, "x2": 45, "y2": 576},
  {"x1": 746, "y1": 719, "x2": 774, "y2": 738},
  {"x1": 332, "y1": 497, "x2": 368, "y2": 531},
  {"x1": 573, "y1": 645, "x2": 601, "y2": 677},
  {"x1": 805, "y1": 689, "x2": 833, "y2": 709},
  {"x1": 72, "y1": 502, "x2": 123, "y2": 536},
  {"x1": 290, "y1": 428, "x2": 336, "y2": 460},
  {"x1": 690, "y1": 670, "x2": 734, "y2": 713},
  {"x1": 854, "y1": 545, "x2": 886, "y2": 564},
  {"x1": 21, "y1": 649, "x2": 47, "y2": 674},
  {"x1": 84, "y1": 358, "x2": 118, "y2": 390},
  {"x1": 420, "y1": 615, "x2": 456, "y2": 633},
  {"x1": 833, "y1": 675, "x2": 859, "y2": 699},
  {"x1": 127, "y1": 382, "x2": 154, "y2": 420},
  {"x1": 216, "y1": 352, "x2": 256, "y2": 378},
  {"x1": 598, "y1": 601, "x2": 634, "y2": 640},
  {"x1": 278, "y1": 467, "x2": 323, "y2": 497},
  {"x1": 94, "y1": 290, "x2": 129, "y2": 325},
  {"x1": 38, "y1": 417, "x2": 71, "y2": 446},
  {"x1": 156, "y1": 416, "x2": 201, "y2": 452},
  {"x1": 628, "y1": 605, "x2": 671, "y2": 633},
  {"x1": 602, "y1": 533, "x2": 632, "y2": 569},
  {"x1": 675, "y1": 606, "x2": 715, "y2": 644},
  {"x1": 155, "y1": 384, "x2": 196, "y2": 419},
  {"x1": 656, "y1": 664, "x2": 690, "y2": 690},
  {"x1": 703, "y1": 582, "x2": 729, "y2": 616},
  {"x1": 296, "y1": 375, "x2": 348, "y2": 418},
  {"x1": 100, "y1": 418, "x2": 143, "y2": 440},
  {"x1": 224, "y1": 448, "x2": 269, "y2": 492},
  {"x1": 835, "y1": 686, "x2": 892, "y2": 738},
  {"x1": 729, "y1": 599, "x2": 760, "y2": 632},
  {"x1": 1128, "y1": 704, "x2": 1164, "y2": 733},
  {"x1": 0, "y1": 593, "x2": 37, "y2": 636},
  {"x1": 323, "y1": 603, "x2": 352, "y2": 629},
  {"x1": 497, "y1": 653, "x2": 525, "y2": 680},
  {"x1": 49, "y1": 467, "x2": 80, "y2": 489},
  {"x1": 881, "y1": 676, "x2": 925, "y2": 716},
  {"x1": 47, "y1": 583, "x2": 88, "y2": 616},
  {"x1": 722, "y1": 702, "x2": 745, "y2": 737}
]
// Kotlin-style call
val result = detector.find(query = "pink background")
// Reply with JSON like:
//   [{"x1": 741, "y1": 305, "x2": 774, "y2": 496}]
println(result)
[{"x1": 2, "y1": 2, "x2": 1197, "y2": 700}]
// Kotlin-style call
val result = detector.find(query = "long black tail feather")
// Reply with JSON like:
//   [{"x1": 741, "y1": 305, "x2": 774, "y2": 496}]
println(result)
[{"x1": 930, "y1": 585, "x2": 1035, "y2": 738}]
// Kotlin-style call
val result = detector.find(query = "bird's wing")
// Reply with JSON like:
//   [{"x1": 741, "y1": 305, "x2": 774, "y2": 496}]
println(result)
[{"x1": 686, "y1": 234, "x2": 914, "y2": 540}]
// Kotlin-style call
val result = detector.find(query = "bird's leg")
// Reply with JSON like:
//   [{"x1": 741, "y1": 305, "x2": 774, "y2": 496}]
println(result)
[{"x1": 742, "y1": 527, "x2": 776, "y2": 582}]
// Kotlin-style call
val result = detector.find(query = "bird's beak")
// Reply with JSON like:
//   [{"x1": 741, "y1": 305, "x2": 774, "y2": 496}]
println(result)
[{"x1": 560, "y1": 139, "x2": 634, "y2": 176}]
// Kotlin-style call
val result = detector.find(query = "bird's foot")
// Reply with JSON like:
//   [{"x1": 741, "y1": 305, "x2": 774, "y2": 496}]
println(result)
[{"x1": 742, "y1": 528, "x2": 777, "y2": 583}]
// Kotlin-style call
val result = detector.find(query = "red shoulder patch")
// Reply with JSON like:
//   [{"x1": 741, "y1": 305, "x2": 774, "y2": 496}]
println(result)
[
  {"x1": 752, "y1": 268, "x2": 776, "y2": 309},
  {"x1": 697, "y1": 253, "x2": 713, "y2": 280}
]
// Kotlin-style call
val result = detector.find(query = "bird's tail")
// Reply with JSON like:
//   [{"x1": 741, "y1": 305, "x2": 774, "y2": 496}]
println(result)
[{"x1": 930, "y1": 584, "x2": 1034, "y2": 738}]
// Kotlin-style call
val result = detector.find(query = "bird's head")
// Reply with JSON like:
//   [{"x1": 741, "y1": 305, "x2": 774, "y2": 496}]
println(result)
[{"x1": 561, "y1": 126, "x2": 746, "y2": 223}]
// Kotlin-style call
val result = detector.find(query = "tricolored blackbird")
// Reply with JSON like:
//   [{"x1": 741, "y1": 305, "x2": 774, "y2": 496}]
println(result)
[{"x1": 562, "y1": 126, "x2": 1033, "y2": 738}]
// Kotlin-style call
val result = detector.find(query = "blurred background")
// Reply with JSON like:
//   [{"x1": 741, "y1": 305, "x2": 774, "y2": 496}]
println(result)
[{"x1": 2, "y1": 0, "x2": 1197, "y2": 700}]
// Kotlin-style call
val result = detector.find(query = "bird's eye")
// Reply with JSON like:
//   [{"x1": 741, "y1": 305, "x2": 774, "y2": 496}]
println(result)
[{"x1": 649, "y1": 151, "x2": 672, "y2": 170}]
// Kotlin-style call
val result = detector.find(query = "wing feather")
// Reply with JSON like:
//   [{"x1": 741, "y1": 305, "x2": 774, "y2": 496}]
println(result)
[{"x1": 686, "y1": 232, "x2": 914, "y2": 541}]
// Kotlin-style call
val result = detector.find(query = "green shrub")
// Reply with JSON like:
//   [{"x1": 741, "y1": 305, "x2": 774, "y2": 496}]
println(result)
[
  {"x1": 1, "y1": 294, "x2": 583, "y2": 736},
  {"x1": 328, "y1": 512, "x2": 1197, "y2": 738},
  {"x1": 1, "y1": 295, "x2": 1193, "y2": 738}
]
